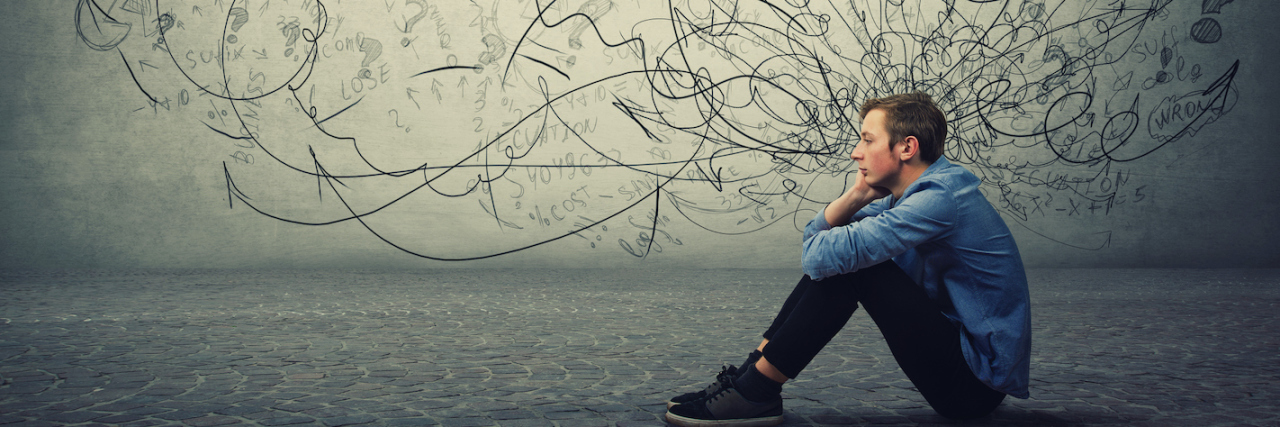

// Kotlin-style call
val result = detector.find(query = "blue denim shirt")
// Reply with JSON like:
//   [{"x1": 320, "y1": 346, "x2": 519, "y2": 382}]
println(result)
[{"x1": 802, "y1": 157, "x2": 1031, "y2": 398}]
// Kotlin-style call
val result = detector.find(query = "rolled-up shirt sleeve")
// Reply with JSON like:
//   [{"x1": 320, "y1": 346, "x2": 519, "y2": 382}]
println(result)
[
  {"x1": 802, "y1": 197, "x2": 891, "y2": 242},
  {"x1": 801, "y1": 182, "x2": 957, "y2": 280}
]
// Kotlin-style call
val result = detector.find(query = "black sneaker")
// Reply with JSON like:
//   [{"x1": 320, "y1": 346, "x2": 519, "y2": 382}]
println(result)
[
  {"x1": 667, "y1": 365, "x2": 738, "y2": 409},
  {"x1": 665, "y1": 376, "x2": 784, "y2": 427}
]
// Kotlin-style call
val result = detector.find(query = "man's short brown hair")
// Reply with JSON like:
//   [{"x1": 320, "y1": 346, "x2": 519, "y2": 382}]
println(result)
[{"x1": 858, "y1": 92, "x2": 947, "y2": 164}]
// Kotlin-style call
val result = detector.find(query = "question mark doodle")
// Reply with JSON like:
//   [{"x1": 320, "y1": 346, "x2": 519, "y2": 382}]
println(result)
[
  {"x1": 399, "y1": 0, "x2": 432, "y2": 34},
  {"x1": 279, "y1": 17, "x2": 302, "y2": 58},
  {"x1": 478, "y1": 34, "x2": 506, "y2": 65},
  {"x1": 356, "y1": 33, "x2": 383, "y2": 68},
  {"x1": 1191, "y1": 0, "x2": 1234, "y2": 43},
  {"x1": 225, "y1": 7, "x2": 248, "y2": 44}
]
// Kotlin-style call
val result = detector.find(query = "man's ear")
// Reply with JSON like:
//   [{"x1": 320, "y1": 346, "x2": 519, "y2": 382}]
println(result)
[{"x1": 898, "y1": 136, "x2": 920, "y2": 161}]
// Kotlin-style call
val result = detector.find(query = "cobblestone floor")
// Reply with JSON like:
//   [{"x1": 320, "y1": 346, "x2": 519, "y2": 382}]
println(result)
[{"x1": 1, "y1": 268, "x2": 1277, "y2": 426}]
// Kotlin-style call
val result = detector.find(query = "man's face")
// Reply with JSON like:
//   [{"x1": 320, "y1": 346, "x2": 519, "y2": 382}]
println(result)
[{"x1": 851, "y1": 108, "x2": 902, "y2": 189}]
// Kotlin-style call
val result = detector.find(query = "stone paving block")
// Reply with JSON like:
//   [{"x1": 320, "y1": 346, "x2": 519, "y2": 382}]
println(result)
[
  {"x1": 382, "y1": 417, "x2": 441, "y2": 426},
  {"x1": 342, "y1": 389, "x2": 392, "y2": 399},
  {"x1": 42, "y1": 410, "x2": 107, "y2": 423},
  {"x1": 377, "y1": 409, "x2": 425, "y2": 419},
  {"x1": 603, "y1": 410, "x2": 660, "y2": 422},
  {"x1": 91, "y1": 413, "x2": 146, "y2": 424},
  {"x1": 808, "y1": 413, "x2": 860, "y2": 425},
  {"x1": 182, "y1": 415, "x2": 242, "y2": 426},
  {"x1": 274, "y1": 401, "x2": 325, "y2": 413},
  {"x1": 428, "y1": 408, "x2": 484, "y2": 419},
  {"x1": 320, "y1": 414, "x2": 379, "y2": 426},
  {"x1": 0, "y1": 421, "x2": 61, "y2": 427},
  {"x1": 617, "y1": 421, "x2": 666, "y2": 427},
  {"x1": 151, "y1": 409, "x2": 207, "y2": 421},
  {"x1": 157, "y1": 402, "x2": 230, "y2": 413},
  {"x1": 487, "y1": 419, "x2": 555, "y2": 427},
  {"x1": 46, "y1": 398, "x2": 97, "y2": 412},
  {"x1": 301, "y1": 406, "x2": 356, "y2": 420},
  {"x1": 437, "y1": 417, "x2": 494, "y2": 427},
  {"x1": 487, "y1": 409, "x2": 538, "y2": 420},
  {"x1": 122, "y1": 406, "x2": 175, "y2": 416},
  {"x1": 257, "y1": 415, "x2": 318, "y2": 426},
  {"x1": 213, "y1": 404, "x2": 267, "y2": 417}
]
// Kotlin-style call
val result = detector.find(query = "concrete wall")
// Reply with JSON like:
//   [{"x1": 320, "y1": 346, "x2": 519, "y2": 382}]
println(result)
[{"x1": 3, "y1": 0, "x2": 1278, "y2": 270}]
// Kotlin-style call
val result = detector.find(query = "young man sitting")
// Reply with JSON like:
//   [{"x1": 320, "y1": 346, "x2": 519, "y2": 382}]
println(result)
[{"x1": 666, "y1": 92, "x2": 1031, "y2": 426}]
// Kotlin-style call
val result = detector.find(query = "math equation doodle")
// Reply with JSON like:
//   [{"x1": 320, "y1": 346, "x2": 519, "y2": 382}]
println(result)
[{"x1": 76, "y1": 0, "x2": 1241, "y2": 259}]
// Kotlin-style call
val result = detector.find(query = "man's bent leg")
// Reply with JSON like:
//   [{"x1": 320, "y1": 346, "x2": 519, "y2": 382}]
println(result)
[
  {"x1": 760, "y1": 276, "x2": 823, "y2": 344},
  {"x1": 758, "y1": 271, "x2": 865, "y2": 379},
  {"x1": 854, "y1": 262, "x2": 1006, "y2": 419},
  {"x1": 759, "y1": 261, "x2": 1004, "y2": 419}
]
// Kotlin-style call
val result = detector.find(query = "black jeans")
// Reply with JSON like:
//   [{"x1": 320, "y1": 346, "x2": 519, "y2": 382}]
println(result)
[{"x1": 760, "y1": 261, "x2": 1006, "y2": 420}]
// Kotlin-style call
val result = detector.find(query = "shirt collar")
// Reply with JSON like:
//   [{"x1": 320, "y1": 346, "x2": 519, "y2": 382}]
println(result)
[{"x1": 889, "y1": 157, "x2": 952, "y2": 207}]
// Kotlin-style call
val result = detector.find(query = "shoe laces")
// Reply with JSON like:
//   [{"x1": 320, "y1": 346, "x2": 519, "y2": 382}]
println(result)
[
  {"x1": 704, "y1": 374, "x2": 738, "y2": 404},
  {"x1": 715, "y1": 365, "x2": 738, "y2": 382}
]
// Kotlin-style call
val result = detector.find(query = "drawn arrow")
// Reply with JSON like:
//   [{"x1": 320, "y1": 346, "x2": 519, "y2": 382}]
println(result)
[
  {"x1": 430, "y1": 78, "x2": 443, "y2": 102},
  {"x1": 138, "y1": 60, "x2": 159, "y2": 71},
  {"x1": 406, "y1": 87, "x2": 422, "y2": 109}
]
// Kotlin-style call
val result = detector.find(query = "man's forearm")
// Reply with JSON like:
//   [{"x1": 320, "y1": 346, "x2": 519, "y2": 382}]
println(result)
[{"x1": 824, "y1": 191, "x2": 873, "y2": 227}]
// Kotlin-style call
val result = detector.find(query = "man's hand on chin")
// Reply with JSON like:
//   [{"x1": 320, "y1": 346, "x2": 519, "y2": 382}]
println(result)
[{"x1": 825, "y1": 171, "x2": 891, "y2": 227}]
